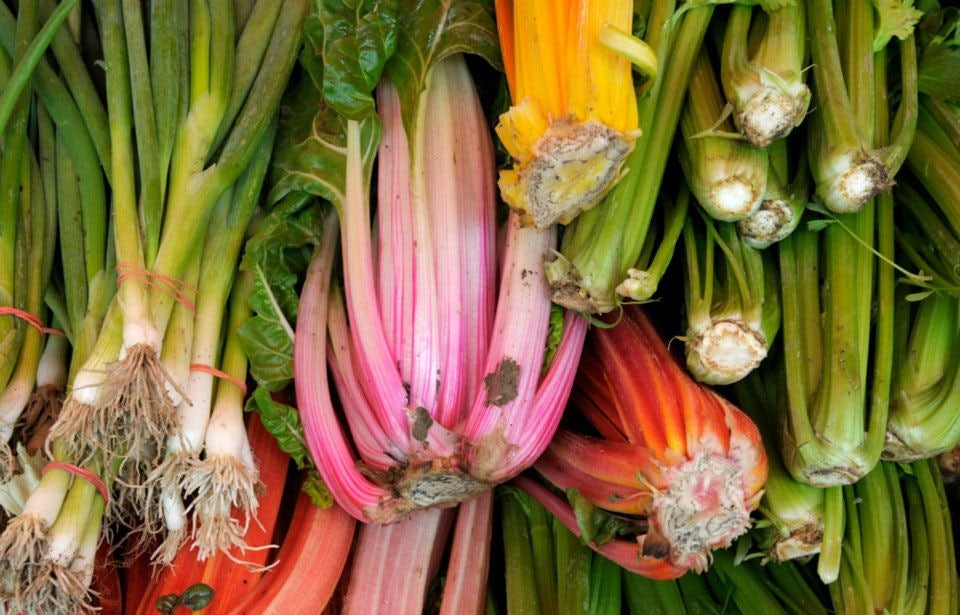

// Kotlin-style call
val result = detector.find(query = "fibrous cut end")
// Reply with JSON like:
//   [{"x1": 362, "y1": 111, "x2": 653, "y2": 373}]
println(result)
[
  {"x1": 707, "y1": 175, "x2": 765, "y2": 222},
  {"x1": 823, "y1": 153, "x2": 892, "y2": 214},
  {"x1": 686, "y1": 320, "x2": 767, "y2": 385},
  {"x1": 737, "y1": 198, "x2": 796, "y2": 248},
  {"x1": 737, "y1": 84, "x2": 810, "y2": 148},
  {"x1": 649, "y1": 451, "x2": 753, "y2": 572},
  {"x1": 499, "y1": 115, "x2": 633, "y2": 229},
  {"x1": 545, "y1": 254, "x2": 617, "y2": 314},
  {"x1": 771, "y1": 522, "x2": 823, "y2": 562}
]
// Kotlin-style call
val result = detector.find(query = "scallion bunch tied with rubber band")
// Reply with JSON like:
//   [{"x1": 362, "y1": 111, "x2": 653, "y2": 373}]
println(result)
[
  {"x1": 494, "y1": 0, "x2": 656, "y2": 229},
  {"x1": 45, "y1": 0, "x2": 307, "y2": 518},
  {"x1": 524, "y1": 306, "x2": 767, "y2": 578}
]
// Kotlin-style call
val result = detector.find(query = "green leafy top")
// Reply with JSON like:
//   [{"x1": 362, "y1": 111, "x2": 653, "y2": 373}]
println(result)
[
  {"x1": 870, "y1": 0, "x2": 924, "y2": 51},
  {"x1": 246, "y1": 388, "x2": 333, "y2": 507},
  {"x1": 917, "y1": 6, "x2": 960, "y2": 101},
  {"x1": 385, "y1": 0, "x2": 501, "y2": 139},
  {"x1": 313, "y1": 0, "x2": 399, "y2": 120},
  {"x1": 238, "y1": 195, "x2": 323, "y2": 391}
]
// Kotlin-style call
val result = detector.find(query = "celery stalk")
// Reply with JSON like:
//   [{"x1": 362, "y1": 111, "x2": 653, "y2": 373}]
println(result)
[
  {"x1": 682, "y1": 213, "x2": 779, "y2": 385},
  {"x1": 679, "y1": 48, "x2": 767, "y2": 222},
  {"x1": 721, "y1": 3, "x2": 809, "y2": 147},
  {"x1": 737, "y1": 139, "x2": 808, "y2": 249},
  {"x1": 548, "y1": 4, "x2": 713, "y2": 313}
]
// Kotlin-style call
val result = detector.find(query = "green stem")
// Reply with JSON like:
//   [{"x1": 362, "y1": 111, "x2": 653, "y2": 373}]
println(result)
[
  {"x1": 502, "y1": 489, "x2": 542, "y2": 615},
  {"x1": 0, "y1": 0, "x2": 77, "y2": 136},
  {"x1": 121, "y1": 0, "x2": 161, "y2": 267}
]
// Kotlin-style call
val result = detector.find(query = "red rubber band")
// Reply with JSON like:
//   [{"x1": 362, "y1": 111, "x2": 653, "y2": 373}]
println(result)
[
  {"x1": 190, "y1": 363, "x2": 248, "y2": 397},
  {"x1": 0, "y1": 307, "x2": 65, "y2": 336},
  {"x1": 116, "y1": 262, "x2": 197, "y2": 314},
  {"x1": 43, "y1": 461, "x2": 110, "y2": 503}
]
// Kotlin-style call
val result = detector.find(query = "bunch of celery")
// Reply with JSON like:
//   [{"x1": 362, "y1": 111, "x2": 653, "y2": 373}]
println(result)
[
  {"x1": 720, "y1": 3, "x2": 810, "y2": 148},
  {"x1": 680, "y1": 206, "x2": 780, "y2": 385},
  {"x1": 521, "y1": 306, "x2": 767, "y2": 578},
  {"x1": 772, "y1": 0, "x2": 913, "y2": 487},
  {"x1": 503, "y1": 483, "x2": 830, "y2": 615},
  {"x1": 678, "y1": 47, "x2": 768, "y2": 223},
  {"x1": 884, "y1": 96, "x2": 960, "y2": 461},
  {"x1": 828, "y1": 460, "x2": 957, "y2": 615}
]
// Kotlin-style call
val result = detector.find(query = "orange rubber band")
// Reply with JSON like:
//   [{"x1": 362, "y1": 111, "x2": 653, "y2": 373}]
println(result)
[
  {"x1": 190, "y1": 363, "x2": 248, "y2": 397},
  {"x1": 116, "y1": 262, "x2": 197, "y2": 314},
  {"x1": 43, "y1": 461, "x2": 110, "y2": 503},
  {"x1": 0, "y1": 307, "x2": 65, "y2": 336}
]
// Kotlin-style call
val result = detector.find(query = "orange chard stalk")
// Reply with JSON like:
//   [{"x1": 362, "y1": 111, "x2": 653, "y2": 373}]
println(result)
[
  {"x1": 531, "y1": 306, "x2": 767, "y2": 575},
  {"x1": 494, "y1": 0, "x2": 656, "y2": 228}
]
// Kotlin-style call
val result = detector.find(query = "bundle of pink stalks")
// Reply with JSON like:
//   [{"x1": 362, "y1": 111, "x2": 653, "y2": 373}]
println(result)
[{"x1": 295, "y1": 55, "x2": 587, "y2": 525}]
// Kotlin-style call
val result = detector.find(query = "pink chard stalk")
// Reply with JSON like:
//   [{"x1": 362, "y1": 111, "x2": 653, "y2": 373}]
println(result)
[{"x1": 294, "y1": 54, "x2": 586, "y2": 524}]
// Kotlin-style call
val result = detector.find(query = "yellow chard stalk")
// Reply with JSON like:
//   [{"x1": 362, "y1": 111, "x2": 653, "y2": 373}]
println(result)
[{"x1": 495, "y1": 0, "x2": 654, "y2": 229}]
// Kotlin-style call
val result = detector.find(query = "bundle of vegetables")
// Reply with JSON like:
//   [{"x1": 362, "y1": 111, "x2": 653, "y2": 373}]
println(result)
[
  {"x1": 545, "y1": 1, "x2": 714, "y2": 313},
  {"x1": 828, "y1": 459, "x2": 957, "y2": 615},
  {"x1": 265, "y1": 2, "x2": 586, "y2": 527},
  {"x1": 773, "y1": 0, "x2": 916, "y2": 488},
  {"x1": 680, "y1": 205, "x2": 780, "y2": 386},
  {"x1": 518, "y1": 305, "x2": 767, "y2": 578},
  {"x1": 0, "y1": 1, "x2": 307, "y2": 611},
  {"x1": 884, "y1": 94, "x2": 960, "y2": 460},
  {"x1": 494, "y1": 0, "x2": 655, "y2": 228},
  {"x1": 720, "y1": 3, "x2": 810, "y2": 148},
  {"x1": 500, "y1": 485, "x2": 830, "y2": 615}
]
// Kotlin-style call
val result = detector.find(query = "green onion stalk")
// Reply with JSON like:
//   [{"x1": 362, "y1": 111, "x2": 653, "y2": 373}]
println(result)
[
  {"x1": 736, "y1": 138, "x2": 809, "y2": 249},
  {"x1": 678, "y1": 48, "x2": 768, "y2": 223},
  {"x1": 805, "y1": 0, "x2": 917, "y2": 213},
  {"x1": 720, "y1": 3, "x2": 810, "y2": 148},
  {"x1": 180, "y1": 271, "x2": 265, "y2": 566},
  {"x1": 144, "y1": 125, "x2": 274, "y2": 565},
  {"x1": 46, "y1": 0, "x2": 306, "y2": 510},
  {"x1": 546, "y1": 2, "x2": 714, "y2": 314},
  {"x1": 0, "y1": 145, "x2": 57, "y2": 478},
  {"x1": 829, "y1": 460, "x2": 957, "y2": 615},
  {"x1": 776, "y1": 0, "x2": 897, "y2": 489},
  {"x1": 733, "y1": 370, "x2": 826, "y2": 564},
  {"x1": 681, "y1": 210, "x2": 779, "y2": 385},
  {"x1": 0, "y1": 439, "x2": 112, "y2": 614}
]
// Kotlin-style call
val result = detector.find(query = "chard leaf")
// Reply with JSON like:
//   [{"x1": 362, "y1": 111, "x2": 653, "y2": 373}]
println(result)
[
  {"x1": 269, "y1": 75, "x2": 381, "y2": 210},
  {"x1": 238, "y1": 195, "x2": 323, "y2": 390},
  {"x1": 870, "y1": 0, "x2": 924, "y2": 51},
  {"x1": 386, "y1": 0, "x2": 501, "y2": 138},
  {"x1": 271, "y1": 0, "x2": 390, "y2": 207},
  {"x1": 317, "y1": 0, "x2": 399, "y2": 119},
  {"x1": 541, "y1": 305, "x2": 565, "y2": 375},
  {"x1": 246, "y1": 388, "x2": 333, "y2": 508}
]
